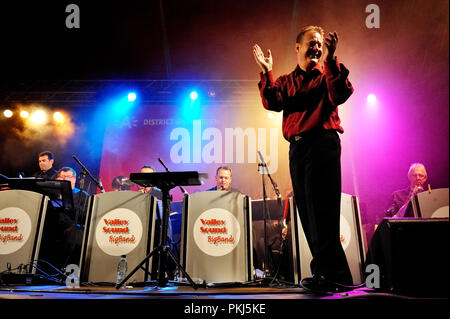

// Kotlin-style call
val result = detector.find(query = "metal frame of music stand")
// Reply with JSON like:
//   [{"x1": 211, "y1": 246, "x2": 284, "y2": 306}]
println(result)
[{"x1": 115, "y1": 171, "x2": 207, "y2": 290}]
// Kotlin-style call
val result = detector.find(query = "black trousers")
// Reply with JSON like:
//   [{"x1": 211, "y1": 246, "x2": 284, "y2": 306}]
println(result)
[{"x1": 289, "y1": 129, "x2": 352, "y2": 285}]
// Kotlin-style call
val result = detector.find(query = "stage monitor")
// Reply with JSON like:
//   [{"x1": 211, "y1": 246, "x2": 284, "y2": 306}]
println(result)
[{"x1": 366, "y1": 217, "x2": 448, "y2": 297}]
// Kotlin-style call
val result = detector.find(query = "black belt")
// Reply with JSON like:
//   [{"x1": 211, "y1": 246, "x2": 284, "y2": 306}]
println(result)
[{"x1": 289, "y1": 128, "x2": 335, "y2": 143}]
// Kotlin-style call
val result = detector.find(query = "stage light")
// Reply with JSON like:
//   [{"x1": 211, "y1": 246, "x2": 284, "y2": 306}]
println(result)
[
  {"x1": 20, "y1": 110, "x2": 29, "y2": 118},
  {"x1": 267, "y1": 113, "x2": 275, "y2": 119},
  {"x1": 3, "y1": 109, "x2": 13, "y2": 118},
  {"x1": 30, "y1": 110, "x2": 47, "y2": 124},
  {"x1": 127, "y1": 92, "x2": 137, "y2": 102},
  {"x1": 367, "y1": 94, "x2": 377, "y2": 103},
  {"x1": 53, "y1": 111, "x2": 65, "y2": 123},
  {"x1": 190, "y1": 91, "x2": 198, "y2": 100}
]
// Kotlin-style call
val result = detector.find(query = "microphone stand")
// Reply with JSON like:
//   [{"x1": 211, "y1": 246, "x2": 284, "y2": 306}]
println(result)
[
  {"x1": 257, "y1": 161, "x2": 270, "y2": 279},
  {"x1": 158, "y1": 157, "x2": 188, "y2": 281},
  {"x1": 72, "y1": 155, "x2": 105, "y2": 194},
  {"x1": 257, "y1": 151, "x2": 281, "y2": 205},
  {"x1": 257, "y1": 151, "x2": 282, "y2": 282}
]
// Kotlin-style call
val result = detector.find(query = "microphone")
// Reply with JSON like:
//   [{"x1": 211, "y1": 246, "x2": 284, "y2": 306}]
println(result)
[
  {"x1": 98, "y1": 179, "x2": 105, "y2": 193},
  {"x1": 413, "y1": 185, "x2": 424, "y2": 195},
  {"x1": 257, "y1": 150, "x2": 282, "y2": 204}
]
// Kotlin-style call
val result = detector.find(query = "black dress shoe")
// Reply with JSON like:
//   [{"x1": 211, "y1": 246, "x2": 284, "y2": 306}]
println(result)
[{"x1": 300, "y1": 275, "x2": 352, "y2": 295}]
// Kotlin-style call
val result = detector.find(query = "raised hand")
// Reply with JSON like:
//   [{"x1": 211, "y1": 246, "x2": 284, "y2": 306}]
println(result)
[
  {"x1": 252, "y1": 44, "x2": 273, "y2": 73},
  {"x1": 324, "y1": 32, "x2": 338, "y2": 61}
]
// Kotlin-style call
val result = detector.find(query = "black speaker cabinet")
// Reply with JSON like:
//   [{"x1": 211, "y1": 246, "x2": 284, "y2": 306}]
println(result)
[{"x1": 366, "y1": 217, "x2": 448, "y2": 297}]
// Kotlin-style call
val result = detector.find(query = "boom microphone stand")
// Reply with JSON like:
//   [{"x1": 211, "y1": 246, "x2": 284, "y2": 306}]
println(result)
[
  {"x1": 257, "y1": 151, "x2": 282, "y2": 281},
  {"x1": 72, "y1": 155, "x2": 105, "y2": 194}
]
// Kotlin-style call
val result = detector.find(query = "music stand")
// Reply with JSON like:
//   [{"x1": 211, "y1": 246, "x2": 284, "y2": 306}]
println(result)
[
  {"x1": 116, "y1": 171, "x2": 208, "y2": 289},
  {"x1": 5, "y1": 177, "x2": 74, "y2": 212}
]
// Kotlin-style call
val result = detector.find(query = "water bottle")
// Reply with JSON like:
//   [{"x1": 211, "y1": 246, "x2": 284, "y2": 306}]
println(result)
[{"x1": 116, "y1": 255, "x2": 127, "y2": 287}]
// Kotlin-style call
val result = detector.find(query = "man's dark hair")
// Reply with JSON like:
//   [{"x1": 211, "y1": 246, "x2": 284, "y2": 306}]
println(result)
[
  {"x1": 296, "y1": 25, "x2": 325, "y2": 44},
  {"x1": 39, "y1": 151, "x2": 54, "y2": 161},
  {"x1": 216, "y1": 166, "x2": 232, "y2": 176},
  {"x1": 141, "y1": 165, "x2": 155, "y2": 171}
]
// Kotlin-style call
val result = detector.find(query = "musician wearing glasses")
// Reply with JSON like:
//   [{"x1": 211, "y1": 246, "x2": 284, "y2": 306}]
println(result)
[
  {"x1": 56, "y1": 167, "x2": 90, "y2": 267},
  {"x1": 385, "y1": 163, "x2": 428, "y2": 217}
]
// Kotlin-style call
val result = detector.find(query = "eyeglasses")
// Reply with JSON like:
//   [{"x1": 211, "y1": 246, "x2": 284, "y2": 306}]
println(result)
[{"x1": 59, "y1": 175, "x2": 75, "y2": 179}]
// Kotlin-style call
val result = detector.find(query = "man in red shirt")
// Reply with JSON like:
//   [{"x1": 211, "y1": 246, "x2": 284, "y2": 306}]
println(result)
[{"x1": 253, "y1": 25, "x2": 354, "y2": 293}]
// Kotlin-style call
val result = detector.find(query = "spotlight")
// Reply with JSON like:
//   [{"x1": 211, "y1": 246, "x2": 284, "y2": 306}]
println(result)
[
  {"x1": 3, "y1": 109, "x2": 13, "y2": 118},
  {"x1": 20, "y1": 110, "x2": 29, "y2": 118},
  {"x1": 30, "y1": 110, "x2": 47, "y2": 124},
  {"x1": 189, "y1": 91, "x2": 198, "y2": 100},
  {"x1": 267, "y1": 113, "x2": 275, "y2": 119},
  {"x1": 367, "y1": 94, "x2": 377, "y2": 103},
  {"x1": 53, "y1": 111, "x2": 65, "y2": 123},
  {"x1": 127, "y1": 92, "x2": 137, "y2": 102}
]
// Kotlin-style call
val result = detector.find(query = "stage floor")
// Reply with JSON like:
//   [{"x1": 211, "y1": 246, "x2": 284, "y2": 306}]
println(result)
[
  {"x1": 1, "y1": 282, "x2": 447, "y2": 317},
  {"x1": 0, "y1": 281, "x2": 446, "y2": 300}
]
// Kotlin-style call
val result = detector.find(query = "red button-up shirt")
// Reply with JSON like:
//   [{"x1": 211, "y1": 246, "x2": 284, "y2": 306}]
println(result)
[{"x1": 258, "y1": 58, "x2": 354, "y2": 141}]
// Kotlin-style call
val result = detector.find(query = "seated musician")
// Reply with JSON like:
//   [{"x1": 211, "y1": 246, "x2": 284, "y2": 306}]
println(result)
[
  {"x1": 206, "y1": 166, "x2": 241, "y2": 193},
  {"x1": 39, "y1": 167, "x2": 90, "y2": 269},
  {"x1": 33, "y1": 151, "x2": 58, "y2": 179},
  {"x1": 139, "y1": 165, "x2": 162, "y2": 200},
  {"x1": 385, "y1": 163, "x2": 428, "y2": 217}
]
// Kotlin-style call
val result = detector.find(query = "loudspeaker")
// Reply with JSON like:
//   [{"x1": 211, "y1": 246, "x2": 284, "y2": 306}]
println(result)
[
  {"x1": 366, "y1": 217, "x2": 448, "y2": 297},
  {"x1": 0, "y1": 190, "x2": 49, "y2": 274},
  {"x1": 289, "y1": 193, "x2": 366, "y2": 285},
  {"x1": 180, "y1": 191, "x2": 253, "y2": 284},
  {"x1": 79, "y1": 191, "x2": 157, "y2": 284}
]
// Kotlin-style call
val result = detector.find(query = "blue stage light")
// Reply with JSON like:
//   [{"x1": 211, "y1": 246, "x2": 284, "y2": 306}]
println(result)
[
  {"x1": 189, "y1": 91, "x2": 198, "y2": 100},
  {"x1": 127, "y1": 92, "x2": 137, "y2": 102}
]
